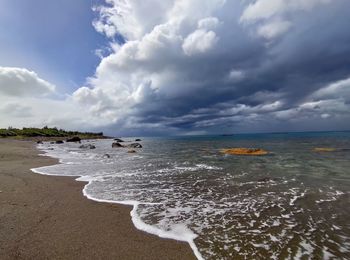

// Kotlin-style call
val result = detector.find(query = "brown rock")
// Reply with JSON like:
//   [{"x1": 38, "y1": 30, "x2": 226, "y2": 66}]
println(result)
[{"x1": 221, "y1": 148, "x2": 268, "y2": 156}]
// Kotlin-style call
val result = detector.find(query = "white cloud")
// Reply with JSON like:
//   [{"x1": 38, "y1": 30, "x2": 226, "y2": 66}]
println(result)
[
  {"x1": 182, "y1": 29, "x2": 218, "y2": 56},
  {"x1": 321, "y1": 113, "x2": 331, "y2": 119},
  {"x1": 182, "y1": 16, "x2": 220, "y2": 56},
  {"x1": 0, "y1": 67, "x2": 111, "y2": 131},
  {"x1": 257, "y1": 19, "x2": 291, "y2": 39},
  {"x1": 0, "y1": 103, "x2": 32, "y2": 117},
  {"x1": 93, "y1": 0, "x2": 175, "y2": 40},
  {"x1": 227, "y1": 69, "x2": 245, "y2": 82},
  {"x1": 198, "y1": 17, "x2": 220, "y2": 30},
  {"x1": 240, "y1": 0, "x2": 287, "y2": 22},
  {"x1": 0, "y1": 67, "x2": 55, "y2": 97},
  {"x1": 240, "y1": 0, "x2": 331, "y2": 22},
  {"x1": 240, "y1": 0, "x2": 331, "y2": 39},
  {"x1": 311, "y1": 77, "x2": 350, "y2": 100},
  {"x1": 73, "y1": 0, "x2": 226, "y2": 129}
]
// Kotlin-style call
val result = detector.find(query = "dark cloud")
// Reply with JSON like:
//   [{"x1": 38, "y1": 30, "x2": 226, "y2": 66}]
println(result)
[{"x1": 72, "y1": 0, "x2": 350, "y2": 136}]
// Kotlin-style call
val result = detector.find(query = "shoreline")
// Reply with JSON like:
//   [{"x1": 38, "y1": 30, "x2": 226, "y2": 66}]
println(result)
[
  {"x1": 0, "y1": 139, "x2": 196, "y2": 259},
  {"x1": 32, "y1": 141, "x2": 203, "y2": 260}
]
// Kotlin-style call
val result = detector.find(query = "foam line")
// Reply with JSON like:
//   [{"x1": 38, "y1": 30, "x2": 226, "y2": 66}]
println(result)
[{"x1": 31, "y1": 144, "x2": 204, "y2": 260}]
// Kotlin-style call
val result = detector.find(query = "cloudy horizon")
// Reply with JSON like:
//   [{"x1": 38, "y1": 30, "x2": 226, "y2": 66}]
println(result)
[{"x1": 1, "y1": 0, "x2": 350, "y2": 136}]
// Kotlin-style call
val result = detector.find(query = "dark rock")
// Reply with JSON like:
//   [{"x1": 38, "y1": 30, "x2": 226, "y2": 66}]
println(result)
[
  {"x1": 128, "y1": 150, "x2": 136, "y2": 153},
  {"x1": 127, "y1": 143, "x2": 142, "y2": 148},
  {"x1": 135, "y1": 139, "x2": 142, "y2": 141},
  {"x1": 36, "y1": 141, "x2": 43, "y2": 144},
  {"x1": 50, "y1": 141, "x2": 55, "y2": 144},
  {"x1": 114, "y1": 138, "x2": 124, "y2": 142},
  {"x1": 103, "y1": 154, "x2": 111, "y2": 158},
  {"x1": 79, "y1": 144, "x2": 96, "y2": 149},
  {"x1": 258, "y1": 177, "x2": 278, "y2": 182},
  {"x1": 112, "y1": 142, "x2": 124, "y2": 148},
  {"x1": 66, "y1": 137, "x2": 81, "y2": 143},
  {"x1": 56, "y1": 140, "x2": 64, "y2": 144}
]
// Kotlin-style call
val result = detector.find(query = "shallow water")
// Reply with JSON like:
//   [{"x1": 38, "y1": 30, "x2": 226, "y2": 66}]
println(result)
[{"x1": 33, "y1": 133, "x2": 350, "y2": 259}]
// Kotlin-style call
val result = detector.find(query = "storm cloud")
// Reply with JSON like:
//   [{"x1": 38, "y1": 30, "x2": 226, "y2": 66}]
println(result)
[
  {"x1": 2, "y1": 0, "x2": 350, "y2": 135},
  {"x1": 70, "y1": 0, "x2": 350, "y2": 135}
]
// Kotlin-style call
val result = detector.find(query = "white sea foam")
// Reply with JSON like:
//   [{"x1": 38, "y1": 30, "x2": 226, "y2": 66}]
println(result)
[
  {"x1": 31, "y1": 142, "x2": 205, "y2": 260},
  {"x1": 30, "y1": 140, "x2": 350, "y2": 259}
]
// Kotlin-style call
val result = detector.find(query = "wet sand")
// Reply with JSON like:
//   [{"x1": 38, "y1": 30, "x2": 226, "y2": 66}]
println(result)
[{"x1": 0, "y1": 139, "x2": 195, "y2": 259}]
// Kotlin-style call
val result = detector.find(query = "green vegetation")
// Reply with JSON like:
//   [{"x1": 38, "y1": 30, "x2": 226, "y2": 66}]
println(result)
[{"x1": 0, "y1": 126, "x2": 104, "y2": 138}]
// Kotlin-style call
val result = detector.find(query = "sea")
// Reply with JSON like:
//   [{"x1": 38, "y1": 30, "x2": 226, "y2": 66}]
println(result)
[{"x1": 32, "y1": 132, "x2": 350, "y2": 259}]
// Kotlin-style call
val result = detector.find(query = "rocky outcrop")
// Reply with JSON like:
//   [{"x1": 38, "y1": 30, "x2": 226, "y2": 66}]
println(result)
[
  {"x1": 127, "y1": 143, "x2": 142, "y2": 148},
  {"x1": 221, "y1": 148, "x2": 268, "y2": 155},
  {"x1": 66, "y1": 137, "x2": 81, "y2": 143},
  {"x1": 112, "y1": 142, "x2": 124, "y2": 148},
  {"x1": 79, "y1": 144, "x2": 96, "y2": 149}
]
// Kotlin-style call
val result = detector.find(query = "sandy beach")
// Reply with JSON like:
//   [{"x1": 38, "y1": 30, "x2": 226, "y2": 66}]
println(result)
[{"x1": 0, "y1": 139, "x2": 195, "y2": 259}]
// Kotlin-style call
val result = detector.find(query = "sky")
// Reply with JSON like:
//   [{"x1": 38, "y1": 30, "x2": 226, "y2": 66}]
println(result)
[{"x1": 1, "y1": 0, "x2": 350, "y2": 136}]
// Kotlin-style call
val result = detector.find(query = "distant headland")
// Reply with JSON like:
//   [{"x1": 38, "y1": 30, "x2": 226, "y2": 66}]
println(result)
[{"x1": 0, "y1": 126, "x2": 107, "y2": 140}]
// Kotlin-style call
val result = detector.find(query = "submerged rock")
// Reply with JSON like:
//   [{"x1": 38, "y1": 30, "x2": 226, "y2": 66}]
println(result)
[
  {"x1": 112, "y1": 142, "x2": 124, "y2": 148},
  {"x1": 258, "y1": 177, "x2": 278, "y2": 182},
  {"x1": 55, "y1": 140, "x2": 64, "y2": 144},
  {"x1": 127, "y1": 150, "x2": 136, "y2": 153},
  {"x1": 221, "y1": 148, "x2": 268, "y2": 156},
  {"x1": 127, "y1": 143, "x2": 142, "y2": 148},
  {"x1": 66, "y1": 136, "x2": 81, "y2": 143},
  {"x1": 135, "y1": 138, "x2": 142, "y2": 141},
  {"x1": 114, "y1": 138, "x2": 124, "y2": 142},
  {"x1": 103, "y1": 154, "x2": 111, "y2": 158},
  {"x1": 314, "y1": 148, "x2": 337, "y2": 152},
  {"x1": 79, "y1": 144, "x2": 96, "y2": 149}
]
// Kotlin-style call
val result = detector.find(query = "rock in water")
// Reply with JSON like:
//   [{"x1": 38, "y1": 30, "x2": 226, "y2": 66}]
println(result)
[
  {"x1": 66, "y1": 136, "x2": 81, "y2": 143},
  {"x1": 114, "y1": 138, "x2": 124, "y2": 142},
  {"x1": 36, "y1": 140, "x2": 43, "y2": 144},
  {"x1": 112, "y1": 142, "x2": 124, "y2": 148},
  {"x1": 56, "y1": 140, "x2": 64, "y2": 144},
  {"x1": 314, "y1": 147, "x2": 337, "y2": 152},
  {"x1": 127, "y1": 143, "x2": 142, "y2": 148},
  {"x1": 135, "y1": 139, "x2": 142, "y2": 141},
  {"x1": 127, "y1": 150, "x2": 136, "y2": 153},
  {"x1": 79, "y1": 144, "x2": 96, "y2": 149},
  {"x1": 221, "y1": 148, "x2": 268, "y2": 155},
  {"x1": 103, "y1": 154, "x2": 111, "y2": 158}
]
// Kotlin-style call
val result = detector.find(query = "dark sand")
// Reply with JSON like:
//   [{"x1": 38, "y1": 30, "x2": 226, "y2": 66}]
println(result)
[{"x1": 0, "y1": 139, "x2": 195, "y2": 259}]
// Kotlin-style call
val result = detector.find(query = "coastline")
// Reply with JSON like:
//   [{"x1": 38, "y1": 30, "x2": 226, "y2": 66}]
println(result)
[{"x1": 0, "y1": 139, "x2": 196, "y2": 259}]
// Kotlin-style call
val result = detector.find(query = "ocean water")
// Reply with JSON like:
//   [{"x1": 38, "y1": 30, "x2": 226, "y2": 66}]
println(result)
[{"x1": 32, "y1": 132, "x2": 350, "y2": 259}]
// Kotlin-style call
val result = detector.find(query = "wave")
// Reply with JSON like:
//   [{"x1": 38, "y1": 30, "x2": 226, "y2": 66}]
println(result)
[{"x1": 31, "y1": 142, "x2": 204, "y2": 260}]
